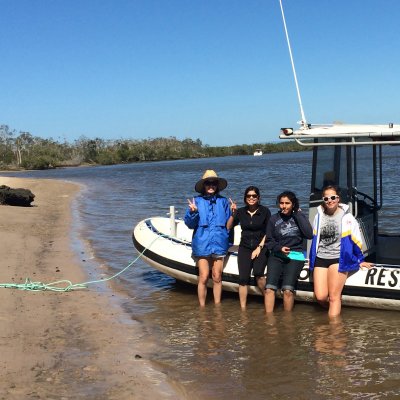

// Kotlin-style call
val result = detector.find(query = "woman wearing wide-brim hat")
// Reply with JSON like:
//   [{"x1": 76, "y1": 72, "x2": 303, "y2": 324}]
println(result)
[{"x1": 184, "y1": 170, "x2": 233, "y2": 306}]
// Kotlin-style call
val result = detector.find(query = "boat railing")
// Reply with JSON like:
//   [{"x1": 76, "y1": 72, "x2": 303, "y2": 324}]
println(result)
[
  {"x1": 279, "y1": 127, "x2": 400, "y2": 147},
  {"x1": 167, "y1": 205, "x2": 178, "y2": 237}
]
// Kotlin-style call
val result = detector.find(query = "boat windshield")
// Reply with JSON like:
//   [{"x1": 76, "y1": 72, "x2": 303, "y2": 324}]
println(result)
[
  {"x1": 311, "y1": 139, "x2": 350, "y2": 203},
  {"x1": 311, "y1": 137, "x2": 380, "y2": 209}
]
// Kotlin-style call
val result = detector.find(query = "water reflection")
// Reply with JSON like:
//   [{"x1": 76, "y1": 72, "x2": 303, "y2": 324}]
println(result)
[
  {"x1": 312, "y1": 317, "x2": 349, "y2": 398},
  {"x1": 314, "y1": 317, "x2": 348, "y2": 365},
  {"x1": 307, "y1": 311, "x2": 400, "y2": 400}
]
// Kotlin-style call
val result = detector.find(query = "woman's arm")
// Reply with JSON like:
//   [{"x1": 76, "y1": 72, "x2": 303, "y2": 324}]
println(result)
[
  {"x1": 293, "y1": 211, "x2": 313, "y2": 239},
  {"x1": 226, "y1": 198, "x2": 237, "y2": 229},
  {"x1": 184, "y1": 197, "x2": 199, "y2": 229},
  {"x1": 251, "y1": 235, "x2": 266, "y2": 259},
  {"x1": 259, "y1": 235, "x2": 266, "y2": 248},
  {"x1": 226, "y1": 215, "x2": 234, "y2": 230},
  {"x1": 265, "y1": 217, "x2": 282, "y2": 252}
]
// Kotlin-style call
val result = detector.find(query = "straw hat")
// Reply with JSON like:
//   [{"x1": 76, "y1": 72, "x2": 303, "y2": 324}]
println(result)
[{"x1": 195, "y1": 170, "x2": 228, "y2": 193}]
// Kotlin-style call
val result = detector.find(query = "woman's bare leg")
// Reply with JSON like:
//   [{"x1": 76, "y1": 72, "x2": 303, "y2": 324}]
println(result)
[
  {"x1": 238, "y1": 285, "x2": 248, "y2": 310},
  {"x1": 313, "y1": 267, "x2": 329, "y2": 308},
  {"x1": 264, "y1": 288, "x2": 276, "y2": 313},
  {"x1": 283, "y1": 290, "x2": 295, "y2": 311},
  {"x1": 197, "y1": 258, "x2": 211, "y2": 307},
  {"x1": 256, "y1": 276, "x2": 266, "y2": 294},
  {"x1": 327, "y1": 264, "x2": 348, "y2": 318},
  {"x1": 212, "y1": 258, "x2": 223, "y2": 304}
]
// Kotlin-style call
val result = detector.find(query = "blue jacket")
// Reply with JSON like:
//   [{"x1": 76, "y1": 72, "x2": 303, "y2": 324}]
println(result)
[
  {"x1": 309, "y1": 204, "x2": 364, "y2": 273},
  {"x1": 184, "y1": 194, "x2": 231, "y2": 257}
]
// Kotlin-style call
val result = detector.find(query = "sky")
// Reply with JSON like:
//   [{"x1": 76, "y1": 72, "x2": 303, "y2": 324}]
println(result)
[{"x1": 1, "y1": 0, "x2": 400, "y2": 146}]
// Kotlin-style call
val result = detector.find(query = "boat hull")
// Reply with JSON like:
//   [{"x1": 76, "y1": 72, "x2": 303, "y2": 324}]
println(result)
[{"x1": 132, "y1": 217, "x2": 400, "y2": 310}]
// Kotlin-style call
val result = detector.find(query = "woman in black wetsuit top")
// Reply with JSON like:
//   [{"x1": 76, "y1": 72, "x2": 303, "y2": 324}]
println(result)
[{"x1": 228, "y1": 186, "x2": 271, "y2": 310}]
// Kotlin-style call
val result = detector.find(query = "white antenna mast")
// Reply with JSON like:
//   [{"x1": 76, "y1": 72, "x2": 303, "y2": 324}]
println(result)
[{"x1": 279, "y1": 0, "x2": 308, "y2": 129}]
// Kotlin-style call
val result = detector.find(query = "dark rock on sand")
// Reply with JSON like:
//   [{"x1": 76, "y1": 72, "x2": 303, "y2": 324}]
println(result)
[{"x1": 0, "y1": 185, "x2": 35, "y2": 207}]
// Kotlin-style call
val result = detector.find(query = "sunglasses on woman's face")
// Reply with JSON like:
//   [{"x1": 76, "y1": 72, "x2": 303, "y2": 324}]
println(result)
[
  {"x1": 204, "y1": 180, "x2": 218, "y2": 186},
  {"x1": 246, "y1": 194, "x2": 258, "y2": 199},
  {"x1": 323, "y1": 195, "x2": 339, "y2": 202}
]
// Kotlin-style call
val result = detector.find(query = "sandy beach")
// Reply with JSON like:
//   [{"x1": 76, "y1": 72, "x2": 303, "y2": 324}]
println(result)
[{"x1": 0, "y1": 177, "x2": 186, "y2": 400}]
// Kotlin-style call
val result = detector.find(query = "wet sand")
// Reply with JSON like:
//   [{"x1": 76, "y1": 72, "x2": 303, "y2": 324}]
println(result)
[{"x1": 0, "y1": 177, "x2": 186, "y2": 399}]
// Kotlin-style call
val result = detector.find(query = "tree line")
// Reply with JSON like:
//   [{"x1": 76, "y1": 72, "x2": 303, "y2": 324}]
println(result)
[{"x1": 0, "y1": 124, "x2": 309, "y2": 170}]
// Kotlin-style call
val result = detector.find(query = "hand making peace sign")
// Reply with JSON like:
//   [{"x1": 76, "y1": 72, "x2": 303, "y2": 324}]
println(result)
[
  {"x1": 229, "y1": 198, "x2": 237, "y2": 214},
  {"x1": 187, "y1": 198, "x2": 198, "y2": 213}
]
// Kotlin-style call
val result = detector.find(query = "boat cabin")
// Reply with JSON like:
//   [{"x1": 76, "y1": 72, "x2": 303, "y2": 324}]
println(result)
[{"x1": 280, "y1": 124, "x2": 400, "y2": 269}]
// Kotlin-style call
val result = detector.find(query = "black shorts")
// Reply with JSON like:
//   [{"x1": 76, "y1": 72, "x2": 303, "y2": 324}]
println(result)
[
  {"x1": 237, "y1": 246, "x2": 268, "y2": 286},
  {"x1": 314, "y1": 256, "x2": 340, "y2": 268}
]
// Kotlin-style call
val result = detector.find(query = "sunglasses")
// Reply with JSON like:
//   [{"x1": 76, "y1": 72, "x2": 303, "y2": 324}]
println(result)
[
  {"x1": 246, "y1": 194, "x2": 259, "y2": 199},
  {"x1": 323, "y1": 195, "x2": 339, "y2": 202},
  {"x1": 204, "y1": 180, "x2": 218, "y2": 186}
]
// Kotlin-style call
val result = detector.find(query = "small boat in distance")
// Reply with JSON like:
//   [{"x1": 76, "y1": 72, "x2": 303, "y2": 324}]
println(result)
[{"x1": 253, "y1": 149, "x2": 263, "y2": 156}]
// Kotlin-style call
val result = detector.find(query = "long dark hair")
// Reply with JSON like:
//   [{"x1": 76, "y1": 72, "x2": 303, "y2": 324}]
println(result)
[
  {"x1": 276, "y1": 190, "x2": 299, "y2": 212},
  {"x1": 244, "y1": 186, "x2": 260, "y2": 204}
]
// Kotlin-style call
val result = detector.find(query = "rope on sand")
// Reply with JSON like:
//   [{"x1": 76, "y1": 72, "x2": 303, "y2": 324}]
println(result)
[
  {"x1": 0, "y1": 278, "x2": 87, "y2": 291},
  {"x1": 0, "y1": 234, "x2": 163, "y2": 292}
]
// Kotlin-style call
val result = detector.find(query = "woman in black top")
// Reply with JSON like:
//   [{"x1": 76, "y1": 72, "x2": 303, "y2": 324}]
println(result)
[
  {"x1": 265, "y1": 191, "x2": 313, "y2": 313},
  {"x1": 228, "y1": 186, "x2": 271, "y2": 309}
]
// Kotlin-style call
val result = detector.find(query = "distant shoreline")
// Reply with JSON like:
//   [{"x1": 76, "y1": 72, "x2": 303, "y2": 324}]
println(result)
[{"x1": 0, "y1": 143, "x2": 312, "y2": 172}]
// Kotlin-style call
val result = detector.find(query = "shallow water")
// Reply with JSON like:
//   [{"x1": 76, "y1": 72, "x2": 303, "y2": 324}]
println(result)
[{"x1": 2, "y1": 150, "x2": 400, "y2": 399}]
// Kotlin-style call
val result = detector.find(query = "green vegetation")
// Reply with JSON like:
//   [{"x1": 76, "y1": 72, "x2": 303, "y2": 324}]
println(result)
[{"x1": 0, "y1": 124, "x2": 309, "y2": 170}]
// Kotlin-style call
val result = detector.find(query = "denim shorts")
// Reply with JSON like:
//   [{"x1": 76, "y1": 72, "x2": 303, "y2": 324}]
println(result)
[
  {"x1": 194, "y1": 254, "x2": 225, "y2": 262},
  {"x1": 265, "y1": 254, "x2": 305, "y2": 292}
]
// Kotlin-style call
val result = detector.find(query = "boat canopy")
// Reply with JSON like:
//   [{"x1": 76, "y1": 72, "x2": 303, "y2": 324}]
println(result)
[{"x1": 280, "y1": 123, "x2": 400, "y2": 146}]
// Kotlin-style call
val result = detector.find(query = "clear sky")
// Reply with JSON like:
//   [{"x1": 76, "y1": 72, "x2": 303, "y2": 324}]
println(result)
[{"x1": 1, "y1": 0, "x2": 399, "y2": 146}]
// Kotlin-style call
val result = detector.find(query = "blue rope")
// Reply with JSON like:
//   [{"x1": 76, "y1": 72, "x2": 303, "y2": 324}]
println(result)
[{"x1": 0, "y1": 234, "x2": 163, "y2": 292}]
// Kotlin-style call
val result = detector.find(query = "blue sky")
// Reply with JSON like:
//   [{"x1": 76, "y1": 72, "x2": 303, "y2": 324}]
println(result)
[{"x1": 1, "y1": 0, "x2": 399, "y2": 146}]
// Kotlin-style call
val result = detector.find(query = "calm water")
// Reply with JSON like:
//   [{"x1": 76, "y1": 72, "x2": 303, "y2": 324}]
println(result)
[{"x1": 2, "y1": 151, "x2": 400, "y2": 399}]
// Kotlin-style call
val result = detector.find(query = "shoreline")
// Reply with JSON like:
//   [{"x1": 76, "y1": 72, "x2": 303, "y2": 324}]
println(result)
[{"x1": 0, "y1": 177, "x2": 187, "y2": 399}]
